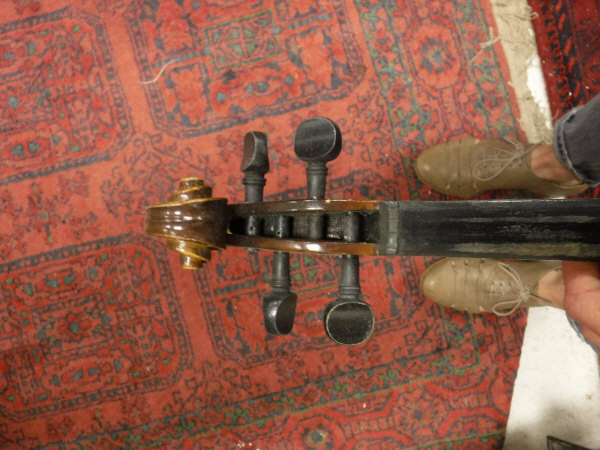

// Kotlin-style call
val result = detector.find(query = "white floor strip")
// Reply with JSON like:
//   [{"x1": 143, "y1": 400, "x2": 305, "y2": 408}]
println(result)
[{"x1": 505, "y1": 307, "x2": 600, "y2": 449}]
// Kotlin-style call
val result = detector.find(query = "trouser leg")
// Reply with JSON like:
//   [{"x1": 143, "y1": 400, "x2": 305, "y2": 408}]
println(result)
[{"x1": 553, "y1": 93, "x2": 600, "y2": 187}]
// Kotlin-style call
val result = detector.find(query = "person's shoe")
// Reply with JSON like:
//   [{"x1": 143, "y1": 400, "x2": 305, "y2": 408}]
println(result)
[
  {"x1": 420, "y1": 258, "x2": 561, "y2": 315},
  {"x1": 415, "y1": 137, "x2": 587, "y2": 198}
]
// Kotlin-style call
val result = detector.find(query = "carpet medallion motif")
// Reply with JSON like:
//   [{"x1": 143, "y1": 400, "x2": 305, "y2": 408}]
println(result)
[
  {"x1": 0, "y1": 234, "x2": 190, "y2": 421},
  {"x1": 125, "y1": 0, "x2": 366, "y2": 137},
  {"x1": 0, "y1": 7, "x2": 132, "y2": 186}
]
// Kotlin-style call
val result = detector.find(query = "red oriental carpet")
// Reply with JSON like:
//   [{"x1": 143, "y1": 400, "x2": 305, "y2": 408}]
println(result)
[{"x1": 0, "y1": 0, "x2": 562, "y2": 448}]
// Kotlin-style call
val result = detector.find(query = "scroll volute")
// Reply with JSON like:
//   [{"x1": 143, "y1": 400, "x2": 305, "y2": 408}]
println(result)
[{"x1": 145, "y1": 177, "x2": 227, "y2": 269}]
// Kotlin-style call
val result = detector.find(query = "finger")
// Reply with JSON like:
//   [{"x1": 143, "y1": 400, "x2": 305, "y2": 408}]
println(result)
[
  {"x1": 561, "y1": 261, "x2": 600, "y2": 334},
  {"x1": 580, "y1": 324, "x2": 600, "y2": 352}
]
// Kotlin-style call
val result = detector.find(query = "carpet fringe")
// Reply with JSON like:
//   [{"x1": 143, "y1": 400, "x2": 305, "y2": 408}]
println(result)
[{"x1": 490, "y1": 0, "x2": 553, "y2": 144}]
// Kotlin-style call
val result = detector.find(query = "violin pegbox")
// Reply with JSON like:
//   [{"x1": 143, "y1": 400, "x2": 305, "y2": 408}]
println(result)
[
  {"x1": 146, "y1": 117, "x2": 376, "y2": 345},
  {"x1": 249, "y1": 118, "x2": 374, "y2": 345}
]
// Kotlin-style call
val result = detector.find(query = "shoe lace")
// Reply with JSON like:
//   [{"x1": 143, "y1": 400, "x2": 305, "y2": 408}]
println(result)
[
  {"x1": 473, "y1": 137, "x2": 535, "y2": 183},
  {"x1": 491, "y1": 262, "x2": 546, "y2": 316}
]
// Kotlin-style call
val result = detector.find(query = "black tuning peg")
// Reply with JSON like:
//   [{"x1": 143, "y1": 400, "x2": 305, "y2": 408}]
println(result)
[
  {"x1": 324, "y1": 255, "x2": 374, "y2": 345},
  {"x1": 263, "y1": 253, "x2": 297, "y2": 335},
  {"x1": 241, "y1": 131, "x2": 269, "y2": 236},
  {"x1": 262, "y1": 216, "x2": 297, "y2": 335},
  {"x1": 294, "y1": 117, "x2": 342, "y2": 240},
  {"x1": 324, "y1": 212, "x2": 374, "y2": 345},
  {"x1": 294, "y1": 117, "x2": 342, "y2": 200},
  {"x1": 241, "y1": 131, "x2": 269, "y2": 203}
]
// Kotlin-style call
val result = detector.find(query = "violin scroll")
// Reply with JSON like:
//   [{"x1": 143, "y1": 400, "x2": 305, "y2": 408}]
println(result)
[{"x1": 145, "y1": 177, "x2": 227, "y2": 269}]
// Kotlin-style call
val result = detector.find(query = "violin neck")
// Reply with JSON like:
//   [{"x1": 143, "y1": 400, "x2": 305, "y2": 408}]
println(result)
[{"x1": 379, "y1": 199, "x2": 600, "y2": 261}]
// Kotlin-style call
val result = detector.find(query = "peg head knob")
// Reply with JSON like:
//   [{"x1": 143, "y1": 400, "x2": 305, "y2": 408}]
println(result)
[
  {"x1": 324, "y1": 299, "x2": 374, "y2": 345},
  {"x1": 294, "y1": 117, "x2": 342, "y2": 164},
  {"x1": 263, "y1": 291, "x2": 297, "y2": 335},
  {"x1": 241, "y1": 131, "x2": 269, "y2": 175}
]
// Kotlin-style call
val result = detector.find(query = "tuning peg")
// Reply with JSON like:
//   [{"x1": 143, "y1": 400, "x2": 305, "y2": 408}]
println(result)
[
  {"x1": 294, "y1": 117, "x2": 342, "y2": 240},
  {"x1": 241, "y1": 131, "x2": 269, "y2": 237},
  {"x1": 294, "y1": 117, "x2": 342, "y2": 200},
  {"x1": 263, "y1": 215, "x2": 297, "y2": 335},
  {"x1": 241, "y1": 131, "x2": 269, "y2": 203},
  {"x1": 323, "y1": 212, "x2": 374, "y2": 345},
  {"x1": 324, "y1": 255, "x2": 374, "y2": 345},
  {"x1": 263, "y1": 252, "x2": 297, "y2": 335}
]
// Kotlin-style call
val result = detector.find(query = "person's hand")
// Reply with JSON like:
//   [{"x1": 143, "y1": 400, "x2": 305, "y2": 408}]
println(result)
[{"x1": 562, "y1": 261, "x2": 600, "y2": 349}]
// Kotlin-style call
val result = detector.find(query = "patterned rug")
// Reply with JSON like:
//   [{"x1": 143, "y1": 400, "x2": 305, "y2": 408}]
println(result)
[
  {"x1": 528, "y1": 0, "x2": 600, "y2": 116},
  {"x1": 1, "y1": 1, "x2": 531, "y2": 447}
]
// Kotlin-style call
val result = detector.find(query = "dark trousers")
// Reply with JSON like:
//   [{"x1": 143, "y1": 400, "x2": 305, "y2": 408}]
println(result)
[{"x1": 554, "y1": 93, "x2": 600, "y2": 187}]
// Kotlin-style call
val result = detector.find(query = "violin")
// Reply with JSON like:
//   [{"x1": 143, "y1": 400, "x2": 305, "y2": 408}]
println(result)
[{"x1": 145, "y1": 117, "x2": 600, "y2": 345}]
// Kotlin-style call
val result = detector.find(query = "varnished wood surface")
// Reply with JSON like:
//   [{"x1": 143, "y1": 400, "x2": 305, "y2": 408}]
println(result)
[
  {"x1": 145, "y1": 197, "x2": 228, "y2": 248},
  {"x1": 226, "y1": 234, "x2": 378, "y2": 255},
  {"x1": 227, "y1": 199, "x2": 380, "y2": 217}
]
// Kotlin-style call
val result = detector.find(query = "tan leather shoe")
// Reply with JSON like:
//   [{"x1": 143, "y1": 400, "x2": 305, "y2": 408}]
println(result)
[
  {"x1": 421, "y1": 258, "x2": 561, "y2": 315},
  {"x1": 415, "y1": 137, "x2": 587, "y2": 198}
]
